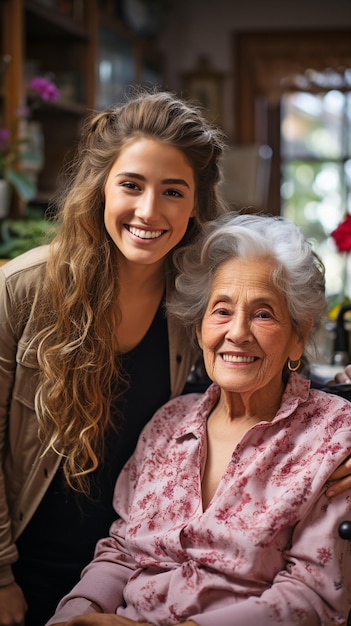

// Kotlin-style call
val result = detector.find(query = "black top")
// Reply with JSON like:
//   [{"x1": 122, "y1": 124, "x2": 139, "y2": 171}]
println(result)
[{"x1": 13, "y1": 300, "x2": 170, "y2": 625}]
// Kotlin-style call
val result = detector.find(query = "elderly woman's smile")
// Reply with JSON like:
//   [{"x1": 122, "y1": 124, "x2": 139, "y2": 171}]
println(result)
[{"x1": 220, "y1": 354, "x2": 257, "y2": 363}]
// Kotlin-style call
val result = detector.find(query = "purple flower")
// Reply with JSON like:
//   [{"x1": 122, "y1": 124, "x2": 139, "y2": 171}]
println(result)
[
  {"x1": 28, "y1": 76, "x2": 60, "y2": 102},
  {"x1": 0, "y1": 75, "x2": 59, "y2": 199}
]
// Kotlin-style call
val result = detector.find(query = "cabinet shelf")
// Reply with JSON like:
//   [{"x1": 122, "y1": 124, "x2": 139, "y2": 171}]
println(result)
[
  {"x1": 25, "y1": 1, "x2": 88, "y2": 38},
  {"x1": 1, "y1": 0, "x2": 162, "y2": 216},
  {"x1": 42, "y1": 98, "x2": 90, "y2": 115}
]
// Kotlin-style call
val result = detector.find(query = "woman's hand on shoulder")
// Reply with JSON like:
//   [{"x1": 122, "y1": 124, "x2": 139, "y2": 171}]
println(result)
[
  {"x1": 0, "y1": 581, "x2": 27, "y2": 626},
  {"x1": 326, "y1": 366, "x2": 351, "y2": 497},
  {"x1": 332, "y1": 364, "x2": 351, "y2": 384},
  {"x1": 326, "y1": 456, "x2": 351, "y2": 497}
]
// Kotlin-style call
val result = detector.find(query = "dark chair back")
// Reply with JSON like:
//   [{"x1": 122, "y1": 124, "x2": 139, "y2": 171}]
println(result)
[{"x1": 339, "y1": 521, "x2": 351, "y2": 626}]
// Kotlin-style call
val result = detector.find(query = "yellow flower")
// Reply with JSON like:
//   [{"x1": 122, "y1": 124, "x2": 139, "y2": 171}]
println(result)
[{"x1": 328, "y1": 303, "x2": 344, "y2": 320}]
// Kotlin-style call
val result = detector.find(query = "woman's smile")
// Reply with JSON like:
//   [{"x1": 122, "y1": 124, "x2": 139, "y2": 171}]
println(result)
[{"x1": 125, "y1": 224, "x2": 166, "y2": 241}]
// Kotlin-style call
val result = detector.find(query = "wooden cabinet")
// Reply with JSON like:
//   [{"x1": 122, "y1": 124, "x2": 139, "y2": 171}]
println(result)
[{"x1": 0, "y1": 0, "x2": 162, "y2": 211}]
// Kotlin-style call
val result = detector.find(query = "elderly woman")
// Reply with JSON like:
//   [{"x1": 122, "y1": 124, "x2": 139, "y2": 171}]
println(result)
[{"x1": 47, "y1": 213, "x2": 351, "y2": 626}]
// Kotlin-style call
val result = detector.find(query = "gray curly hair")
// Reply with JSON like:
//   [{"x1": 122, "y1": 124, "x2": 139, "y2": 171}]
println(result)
[{"x1": 167, "y1": 212, "x2": 327, "y2": 363}]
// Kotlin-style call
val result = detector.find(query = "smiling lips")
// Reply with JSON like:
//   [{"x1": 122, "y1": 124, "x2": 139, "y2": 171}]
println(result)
[
  {"x1": 222, "y1": 354, "x2": 256, "y2": 363},
  {"x1": 127, "y1": 225, "x2": 165, "y2": 240}
]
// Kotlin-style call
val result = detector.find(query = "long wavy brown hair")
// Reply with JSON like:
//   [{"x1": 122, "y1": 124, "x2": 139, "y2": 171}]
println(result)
[{"x1": 32, "y1": 89, "x2": 228, "y2": 492}]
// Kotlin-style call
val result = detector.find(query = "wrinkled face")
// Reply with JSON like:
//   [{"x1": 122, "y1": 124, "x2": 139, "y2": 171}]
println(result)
[
  {"x1": 197, "y1": 256, "x2": 304, "y2": 398},
  {"x1": 104, "y1": 137, "x2": 196, "y2": 268}
]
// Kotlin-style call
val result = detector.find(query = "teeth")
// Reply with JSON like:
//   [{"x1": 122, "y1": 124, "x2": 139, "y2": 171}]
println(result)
[
  {"x1": 222, "y1": 355, "x2": 255, "y2": 363},
  {"x1": 128, "y1": 226, "x2": 163, "y2": 239}
]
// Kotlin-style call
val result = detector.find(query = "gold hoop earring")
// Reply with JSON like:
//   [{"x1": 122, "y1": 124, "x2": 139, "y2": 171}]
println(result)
[{"x1": 287, "y1": 358, "x2": 301, "y2": 372}]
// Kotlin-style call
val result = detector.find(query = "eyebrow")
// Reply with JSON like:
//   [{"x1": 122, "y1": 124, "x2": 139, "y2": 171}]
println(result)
[
  {"x1": 117, "y1": 172, "x2": 190, "y2": 189},
  {"x1": 211, "y1": 293, "x2": 277, "y2": 306}
]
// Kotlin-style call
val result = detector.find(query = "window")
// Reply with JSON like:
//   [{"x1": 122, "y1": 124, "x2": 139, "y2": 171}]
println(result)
[
  {"x1": 235, "y1": 31, "x2": 351, "y2": 298},
  {"x1": 281, "y1": 85, "x2": 351, "y2": 296}
]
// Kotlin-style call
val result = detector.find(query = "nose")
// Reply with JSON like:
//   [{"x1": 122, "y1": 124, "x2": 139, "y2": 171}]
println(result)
[
  {"x1": 135, "y1": 189, "x2": 159, "y2": 222},
  {"x1": 226, "y1": 311, "x2": 252, "y2": 344}
]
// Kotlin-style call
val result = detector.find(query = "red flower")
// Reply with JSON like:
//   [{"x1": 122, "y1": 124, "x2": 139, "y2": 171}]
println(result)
[{"x1": 330, "y1": 214, "x2": 351, "y2": 252}]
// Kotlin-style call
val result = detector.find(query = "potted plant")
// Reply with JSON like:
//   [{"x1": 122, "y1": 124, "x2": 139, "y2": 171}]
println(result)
[
  {"x1": 0, "y1": 76, "x2": 59, "y2": 218},
  {"x1": 0, "y1": 126, "x2": 36, "y2": 216}
]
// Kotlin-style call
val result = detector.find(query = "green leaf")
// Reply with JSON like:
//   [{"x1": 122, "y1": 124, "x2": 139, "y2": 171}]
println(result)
[{"x1": 5, "y1": 167, "x2": 37, "y2": 201}]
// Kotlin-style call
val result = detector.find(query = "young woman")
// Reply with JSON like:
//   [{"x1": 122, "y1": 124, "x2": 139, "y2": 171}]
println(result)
[{"x1": 0, "y1": 90, "x2": 227, "y2": 626}]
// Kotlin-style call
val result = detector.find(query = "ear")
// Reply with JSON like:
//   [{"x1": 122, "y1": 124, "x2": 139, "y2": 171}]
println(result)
[{"x1": 190, "y1": 206, "x2": 196, "y2": 218}]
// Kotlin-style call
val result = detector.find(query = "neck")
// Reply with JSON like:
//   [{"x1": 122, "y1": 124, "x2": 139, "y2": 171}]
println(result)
[
  {"x1": 117, "y1": 254, "x2": 167, "y2": 295},
  {"x1": 216, "y1": 381, "x2": 285, "y2": 424}
]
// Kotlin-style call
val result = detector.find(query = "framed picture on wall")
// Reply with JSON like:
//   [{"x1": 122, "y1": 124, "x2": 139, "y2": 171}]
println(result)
[{"x1": 182, "y1": 56, "x2": 223, "y2": 124}]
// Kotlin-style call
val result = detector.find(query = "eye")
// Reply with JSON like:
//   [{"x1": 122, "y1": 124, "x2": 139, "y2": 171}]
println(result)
[
  {"x1": 164, "y1": 188, "x2": 184, "y2": 198},
  {"x1": 213, "y1": 307, "x2": 230, "y2": 316},
  {"x1": 256, "y1": 310, "x2": 272, "y2": 319},
  {"x1": 120, "y1": 181, "x2": 141, "y2": 191}
]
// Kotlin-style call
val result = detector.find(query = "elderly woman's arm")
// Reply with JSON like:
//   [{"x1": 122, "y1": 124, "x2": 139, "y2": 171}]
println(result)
[
  {"x1": 189, "y1": 489, "x2": 351, "y2": 626},
  {"x1": 55, "y1": 486, "x2": 350, "y2": 626}
]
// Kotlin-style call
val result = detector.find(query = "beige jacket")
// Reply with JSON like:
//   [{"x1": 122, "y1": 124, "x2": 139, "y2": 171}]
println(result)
[{"x1": 0, "y1": 246, "x2": 196, "y2": 586}]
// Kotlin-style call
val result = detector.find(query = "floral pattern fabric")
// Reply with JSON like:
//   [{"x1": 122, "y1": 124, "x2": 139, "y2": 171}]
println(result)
[{"x1": 48, "y1": 374, "x2": 351, "y2": 626}]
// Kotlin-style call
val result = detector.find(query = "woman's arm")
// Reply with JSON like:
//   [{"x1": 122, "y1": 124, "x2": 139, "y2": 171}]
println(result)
[
  {"x1": 319, "y1": 365, "x2": 351, "y2": 496},
  {"x1": 0, "y1": 272, "x2": 27, "y2": 626},
  {"x1": 323, "y1": 368, "x2": 351, "y2": 496}
]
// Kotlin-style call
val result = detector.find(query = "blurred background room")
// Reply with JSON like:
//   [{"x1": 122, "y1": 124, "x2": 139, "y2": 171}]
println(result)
[{"x1": 1, "y1": 0, "x2": 351, "y2": 368}]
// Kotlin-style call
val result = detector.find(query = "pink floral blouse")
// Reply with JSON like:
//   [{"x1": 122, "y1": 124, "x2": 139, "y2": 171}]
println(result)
[{"x1": 48, "y1": 374, "x2": 351, "y2": 626}]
